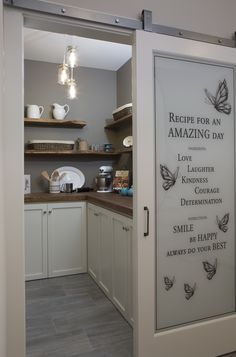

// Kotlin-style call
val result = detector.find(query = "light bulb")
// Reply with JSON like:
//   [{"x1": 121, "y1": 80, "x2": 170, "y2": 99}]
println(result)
[
  {"x1": 66, "y1": 46, "x2": 79, "y2": 68},
  {"x1": 67, "y1": 79, "x2": 77, "y2": 100},
  {"x1": 58, "y1": 63, "x2": 69, "y2": 85}
]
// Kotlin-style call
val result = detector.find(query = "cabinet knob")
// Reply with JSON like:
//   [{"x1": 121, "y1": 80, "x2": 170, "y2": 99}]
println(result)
[
  {"x1": 43, "y1": 211, "x2": 47, "y2": 214},
  {"x1": 48, "y1": 210, "x2": 52, "y2": 214},
  {"x1": 94, "y1": 212, "x2": 99, "y2": 216}
]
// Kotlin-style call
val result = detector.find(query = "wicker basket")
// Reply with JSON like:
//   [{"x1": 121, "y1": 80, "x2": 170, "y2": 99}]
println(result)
[
  {"x1": 112, "y1": 103, "x2": 132, "y2": 121},
  {"x1": 27, "y1": 140, "x2": 75, "y2": 151}
]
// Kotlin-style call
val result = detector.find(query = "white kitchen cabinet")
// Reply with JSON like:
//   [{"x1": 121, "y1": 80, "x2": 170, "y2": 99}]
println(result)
[
  {"x1": 87, "y1": 204, "x2": 112, "y2": 296},
  {"x1": 24, "y1": 202, "x2": 87, "y2": 280},
  {"x1": 111, "y1": 213, "x2": 133, "y2": 321},
  {"x1": 99, "y1": 207, "x2": 113, "y2": 297},
  {"x1": 87, "y1": 204, "x2": 100, "y2": 282},
  {"x1": 24, "y1": 204, "x2": 47, "y2": 281},
  {"x1": 48, "y1": 202, "x2": 87, "y2": 277},
  {"x1": 87, "y1": 203, "x2": 133, "y2": 324},
  {"x1": 127, "y1": 219, "x2": 133, "y2": 324}
]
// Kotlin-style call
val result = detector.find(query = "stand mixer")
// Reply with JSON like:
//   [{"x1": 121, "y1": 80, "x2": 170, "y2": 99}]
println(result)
[{"x1": 95, "y1": 166, "x2": 113, "y2": 193}]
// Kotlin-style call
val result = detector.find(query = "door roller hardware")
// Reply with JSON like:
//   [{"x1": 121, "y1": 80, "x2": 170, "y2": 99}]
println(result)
[
  {"x1": 3, "y1": 1, "x2": 235, "y2": 47},
  {"x1": 144, "y1": 206, "x2": 149, "y2": 237}
]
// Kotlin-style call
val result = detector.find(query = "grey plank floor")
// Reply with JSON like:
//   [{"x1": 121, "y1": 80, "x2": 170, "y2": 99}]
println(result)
[{"x1": 26, "y1": 273, "x2": 133, "y2": 357}]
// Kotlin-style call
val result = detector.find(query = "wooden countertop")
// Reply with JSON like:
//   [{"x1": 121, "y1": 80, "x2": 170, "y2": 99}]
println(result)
[{"x1": 24, "y1": 192, "x2": 133, "y2": 217}]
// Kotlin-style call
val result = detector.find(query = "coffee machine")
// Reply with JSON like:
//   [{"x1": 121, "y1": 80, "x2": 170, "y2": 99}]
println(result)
[{"x1": 95, "y1": 166, "x2": 113, "y2": 193}]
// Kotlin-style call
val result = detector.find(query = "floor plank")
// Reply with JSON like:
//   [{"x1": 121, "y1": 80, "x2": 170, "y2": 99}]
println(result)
[{"x1": 26, "y1": 273, "x2": 133, "y2": 357}]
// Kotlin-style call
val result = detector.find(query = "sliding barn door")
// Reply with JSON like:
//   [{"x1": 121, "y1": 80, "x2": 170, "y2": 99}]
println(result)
[{"x1": 133, "y1": 29, "x2": 236, "y2": 357}]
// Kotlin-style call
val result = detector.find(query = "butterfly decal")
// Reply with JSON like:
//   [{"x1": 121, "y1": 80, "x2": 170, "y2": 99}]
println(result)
[
  {"x1": 160, "y1": 164, "x2": 179, "y2": 191},
  {"x1": 216, "y1": 213, "x2": 229, "y2": 233},
  {"x1": 202, "y1": 258, "x2": 217, "y2": 280},
  {"x1": 204, "y1": 79, "x2": 231, "y2": 115},
  {"x1": 184, "y1": 282, "x2": 196, "y2": 300},
  {"x1": 164, "y1": 276, "x2": 175, "y2": 291}
]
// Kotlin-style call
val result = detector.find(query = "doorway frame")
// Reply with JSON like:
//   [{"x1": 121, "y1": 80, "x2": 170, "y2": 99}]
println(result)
[{"x1": 3, "y1": 6, "x2": 133, "y2": 357}]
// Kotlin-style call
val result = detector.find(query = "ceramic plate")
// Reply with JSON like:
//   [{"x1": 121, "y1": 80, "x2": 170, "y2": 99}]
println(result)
[
  {"x1": 123, "y1": 136, "x2": 133, "y2": 147},
  {"x1": 53, "y1": 166, "x2": 85, "y2": 190}
]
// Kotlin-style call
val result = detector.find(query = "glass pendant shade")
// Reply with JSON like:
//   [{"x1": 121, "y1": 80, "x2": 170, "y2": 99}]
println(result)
[
  {"x1": 65, "y1": 46, "x2": 79, "y2": 68},
  {"x1": 58, "y1": 63, "x2": 69, "y2": 85},
  {"x1": 67, "y1": 78, "x2": 77, "y2": 100}
]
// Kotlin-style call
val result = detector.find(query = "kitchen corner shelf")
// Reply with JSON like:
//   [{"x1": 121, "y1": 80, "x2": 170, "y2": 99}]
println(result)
[
  {"x1": 104, "y1": 113, "x2": 132, "y2": 130},
  {"x1": 24, "y1": 117, "x2": 87, "y2": 128},
  {"x1": 24, "y1": 148, "x2": 132, "y2": 157}
]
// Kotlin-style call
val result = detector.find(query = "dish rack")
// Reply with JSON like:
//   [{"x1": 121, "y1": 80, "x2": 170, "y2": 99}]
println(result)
[{"x1": 27, "y1": 140, "x2": 75, "y2": 151}]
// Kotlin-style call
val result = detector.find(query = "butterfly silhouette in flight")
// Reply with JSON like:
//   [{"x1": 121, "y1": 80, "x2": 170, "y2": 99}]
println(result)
[
  {"x1": 164, "y1": 276, "x2": 175, "y2": 291},
  {"x1": 184, "y1": 282, "x2": 196, "y2": 300},
  {"x1": 204, "y1": 79, "x2": 231, "y2": 115},
  {"x1": 202, "y1": 258, "x2": 217, "y2": 280},
  {"x1": 216, "y1": 213, "x2": 229, "y2": 233},
  {"x1": 160, "y1": 164, "x2": 179, "y2": 191}
]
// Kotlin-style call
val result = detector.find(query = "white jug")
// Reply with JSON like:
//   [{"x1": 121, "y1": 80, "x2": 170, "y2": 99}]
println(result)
[
  {"x1": 52, "y1": 103, "x2": 70, "y2": 120},
  {"x1": 26, "y1": 104, "x2": 44, "y2": 119}
]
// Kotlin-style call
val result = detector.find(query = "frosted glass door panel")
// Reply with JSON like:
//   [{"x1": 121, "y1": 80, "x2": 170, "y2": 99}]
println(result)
[{"x1": 155, "y1": 56, "x2": 235, "y2": 329}]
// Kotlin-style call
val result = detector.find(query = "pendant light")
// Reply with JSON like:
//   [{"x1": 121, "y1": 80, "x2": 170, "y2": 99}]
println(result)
[
  {"x1": 65, "y1": 46, "x2": 79, "y2": 68},
  {"x1": 67, "y1": 68, "x2": 77, "y2": 99},
  {"x1": 67, "y1": 79, "x2": 77, "y2": 100},
  {"x1": 57, "y1": 63, "x2": 69, "y2": 85},
  {"x1": 58, "y1": 45, "x2": 79, "y2": 99}
]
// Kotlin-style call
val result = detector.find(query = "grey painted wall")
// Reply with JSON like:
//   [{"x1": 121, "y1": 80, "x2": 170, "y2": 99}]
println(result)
[
  {"x1": 49, "y1": 0, "x2": 236, "y2": 39},
  {"x1": 24, "y1": 59, "x2": 132, "y2": 192},
  {"x1": 24, "y1": 59, "x2": 118, "y2": 191},
  {"x1": 117, "y1": 59, "x2": 132, "y2": 107}
]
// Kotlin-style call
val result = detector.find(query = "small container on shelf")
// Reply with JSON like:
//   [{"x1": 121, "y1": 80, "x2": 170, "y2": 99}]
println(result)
[
  {"x1": 112, "y1": 103, "x2": 132, "y2": 121},
  {"x1": 104, "y1": 143, "x2": 113, "y2": 152},
  {"x1": 76, "y1": 138, "x2": 88, "y2": 152},
  {"x1": 27, "y1": 140, "x2": 75, "y2": 151}
]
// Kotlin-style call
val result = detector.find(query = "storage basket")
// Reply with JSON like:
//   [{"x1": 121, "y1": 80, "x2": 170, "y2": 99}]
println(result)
[
  {"x1": 27, "y1": 140, "x2": 75, "y2": 151},
  {"x1": 112, "y1": 103, "x2": 132, "y2": 121}
]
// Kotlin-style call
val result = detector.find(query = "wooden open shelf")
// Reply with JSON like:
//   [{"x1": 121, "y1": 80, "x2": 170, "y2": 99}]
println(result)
[
  {"x1": 25, "y1": 148, "x2": 132, "y2": 157},
  {"x1": 24, "y1": 117, "x2": 87, "y2": 128},
  {"x1": 25, "y1": 150, "x2": 119, "y2": 157},
  {"x1": 118, "y1": 147, "x2": 133, "y2": 154},
  {"x1": 104, "y1": 113, "x2": 132, "y2": 130}
]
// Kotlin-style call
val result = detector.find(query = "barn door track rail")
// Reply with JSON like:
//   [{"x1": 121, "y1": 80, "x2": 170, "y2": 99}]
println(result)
[{"x1": 3, "y1": 0, "x2": 236, "y2": 47}]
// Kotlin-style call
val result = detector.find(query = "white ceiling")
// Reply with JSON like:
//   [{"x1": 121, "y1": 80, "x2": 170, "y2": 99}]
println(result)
[{"x1": 24, "y1": 28, "x2": 132, "y2": 71}]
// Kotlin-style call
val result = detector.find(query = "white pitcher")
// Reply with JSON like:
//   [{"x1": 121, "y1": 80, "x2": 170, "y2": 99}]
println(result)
[
  {"x1": 26, "y1": 104, "x2": 44, "y2": 119},
  {"x1": 52, "y1": 103, "x2": 70, "y2": 120}
]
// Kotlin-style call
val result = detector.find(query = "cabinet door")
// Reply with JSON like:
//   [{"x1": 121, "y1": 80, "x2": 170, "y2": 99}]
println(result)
[
  {"x1": 126, "y1": 218, "x2": 133, "y2": 325},
  {"x1": 99, "y1": 207, "x2": 112, "y2": 297},
  {"x1": 87, "y1": 203, "x2": 100, "y2": 282},
  {"x1": 48, "y1": 202, "x2": 87, "y2": 277},
  {"x1": 24, "y1": 204, "x2": 47, "y2": 280},
  {"x1": 111, "y1": 213, "x2": 130, "y2": 319}
]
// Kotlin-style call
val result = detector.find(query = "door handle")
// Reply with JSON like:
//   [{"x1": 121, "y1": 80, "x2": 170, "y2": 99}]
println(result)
[{"x1": 144, "y1": 206, "x2": 149, "y2": 237}]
